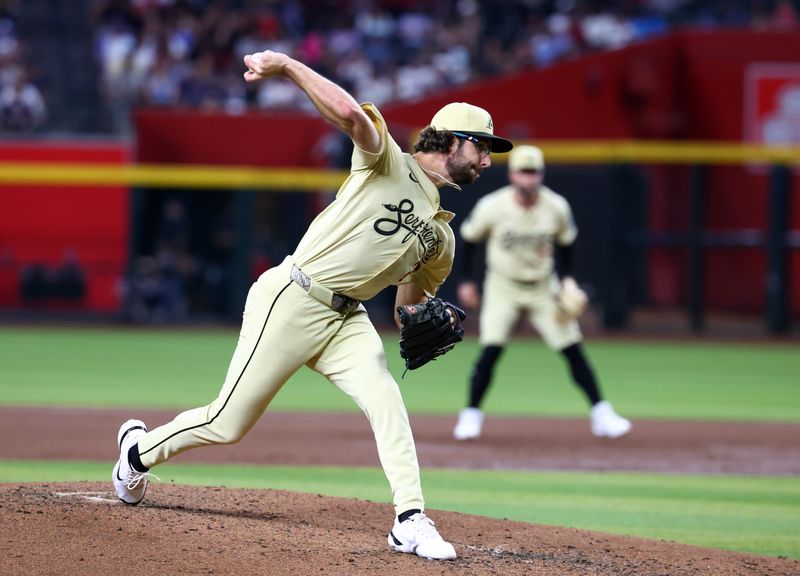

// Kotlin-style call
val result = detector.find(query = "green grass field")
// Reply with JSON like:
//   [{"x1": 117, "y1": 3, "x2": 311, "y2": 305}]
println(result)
[
  {"x1": 1, "y1": 326, "x2": 799, "y2": 421},
  {"x1": 1, "y1": 326, "x2": 799, "y2": 559}
]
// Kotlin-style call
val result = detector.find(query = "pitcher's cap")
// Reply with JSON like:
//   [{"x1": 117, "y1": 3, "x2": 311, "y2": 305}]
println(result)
[
  {"x1": 508, "y1": 145, "x2": 545, "y2": 171},
  {"x1": 429, "y1": 102, "x2": 513, "y2": 153}
]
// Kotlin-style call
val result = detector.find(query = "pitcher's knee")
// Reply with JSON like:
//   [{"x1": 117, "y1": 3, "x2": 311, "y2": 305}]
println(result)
[
  {"x1": 359, "y1": 384, "x2": 407, "y2": 419},
  {"x1": 203, "y1": 421, "x2": 251, "y2": 445}
]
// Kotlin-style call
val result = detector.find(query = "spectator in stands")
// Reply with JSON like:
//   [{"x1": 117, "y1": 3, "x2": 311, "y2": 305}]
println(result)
[
  {"x1": 121, "y1": 253, "x2": 187, "y2": 323},
  {"x1": 52, "y1": 249, "x2": 87, "y2": 302},
  {"x1": 0, "y1": 70, "x2": 46, "y2": 132},
  {"x1": 0, "y1": 4, "x2": 46, "y2": 133},
  {"x1": 141, "y1": 57, "x2": 181, "y2": 106},
  {"x1": 179, "y1": 51, "x2": 225, "y2": 109},
  {"x1": 156, "y1": 197, "x2": 190, "y2": 254},
  {"x1": 19, "y1": 264, "x2": 49, "y2": 304},
  {"x1": 121, "y1": 197, "x2": 199, "y2": 322}
]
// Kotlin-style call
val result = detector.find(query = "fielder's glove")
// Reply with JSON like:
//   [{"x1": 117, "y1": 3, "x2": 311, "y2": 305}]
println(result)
[
  {"x1": 397, "y1": 297, "x2": 467, "y2": 371},
  {"x1": 556, "y1": 277, "x2": 588, "y2": 322}
]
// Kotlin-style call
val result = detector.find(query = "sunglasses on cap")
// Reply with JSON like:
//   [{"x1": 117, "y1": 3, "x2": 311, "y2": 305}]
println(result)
[{"x1": 451, "y1": 131, "x2": 491, "y2": 155}]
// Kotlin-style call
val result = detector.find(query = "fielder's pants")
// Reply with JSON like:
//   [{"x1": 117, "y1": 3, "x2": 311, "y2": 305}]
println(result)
[
  {"x1": 480, "y1": 272, "x2": 582, "y2": 349},
  {"x1": 136, "y1": 257, "x2": 424, "y2": 514}
]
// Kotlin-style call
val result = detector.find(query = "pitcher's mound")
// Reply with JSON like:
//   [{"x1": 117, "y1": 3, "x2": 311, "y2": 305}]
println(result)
[{"x1": 1, "y1": 482, "x2": 796, "y2": 576}]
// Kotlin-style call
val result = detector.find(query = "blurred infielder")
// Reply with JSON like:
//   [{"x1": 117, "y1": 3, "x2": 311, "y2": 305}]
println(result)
[
  {"x1": 453, "y1": 145, "x2": 631, "y2": 441},
  {"x1": 111, "y1": 49, "x2": 513, "y2": 561}
]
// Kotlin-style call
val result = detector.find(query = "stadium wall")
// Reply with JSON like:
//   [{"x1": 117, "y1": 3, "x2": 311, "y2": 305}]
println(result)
[
  {"x1": 0, "y1": 142, "x2": 129, "y2": 311},
  {"x1": 132, "y1": 30, "x2": 800, "y2": 316},
  {"x1": 2, "y1": 30, "x2": 798, "y2": 317}
]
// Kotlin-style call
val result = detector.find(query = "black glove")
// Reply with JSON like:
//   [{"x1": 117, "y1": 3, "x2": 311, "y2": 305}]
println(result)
[{"x1": 397, "y1": 297, "x2": 467, "y2": 371}]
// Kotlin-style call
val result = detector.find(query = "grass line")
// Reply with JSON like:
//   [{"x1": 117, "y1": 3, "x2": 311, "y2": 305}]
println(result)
[{"x1": 2, "y1": 460, "x2": 798, "y2": 559}]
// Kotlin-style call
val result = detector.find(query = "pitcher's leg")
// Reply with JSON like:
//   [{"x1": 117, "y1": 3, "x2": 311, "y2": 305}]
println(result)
[
  {"x1": 310, "y1": 311, "x2": 423, "y2": 515},
  {"x1": 137, "y1": 272, "x2": 317, "y2": 468}
]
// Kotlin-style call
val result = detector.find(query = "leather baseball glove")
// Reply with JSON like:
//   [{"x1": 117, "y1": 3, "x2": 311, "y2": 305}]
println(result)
[
  {"x1": 556, "y1": 277, "x2": 588, "y2": 321},
  {"x1": 397, "y1": 297, "x2": 467, "y2": 371}
]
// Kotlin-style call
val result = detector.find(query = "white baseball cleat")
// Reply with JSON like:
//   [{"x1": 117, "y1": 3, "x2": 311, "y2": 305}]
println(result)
[
  {"x1": 453, "y1": 407, "x2": 484, "y2": 440},
  {"x1": 112, "y1": 419, "x2": 151, "y2": 505},
  {"x1": 388, "y1": 512, "x2": 457, "y2": 560},
  {"x1": 590, "y1": 401, "x2": 632, "y2": 439}
]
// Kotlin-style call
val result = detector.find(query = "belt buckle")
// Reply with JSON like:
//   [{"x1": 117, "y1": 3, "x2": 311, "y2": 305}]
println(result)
[
  {"x1": 332, "y1": 293, "x2": 358, "y2": 315},
  {"x1": 291, "y1": 265, "x2": 311, "y2": 291}
]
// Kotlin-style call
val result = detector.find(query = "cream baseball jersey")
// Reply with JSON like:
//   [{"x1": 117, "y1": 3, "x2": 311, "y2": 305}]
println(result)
[
  {"x1": 292, "y1": 103, "x2": 455, "y2": 300},
  {"x1": 461, "y1": 185, "x2": 577, "y2": 282}
]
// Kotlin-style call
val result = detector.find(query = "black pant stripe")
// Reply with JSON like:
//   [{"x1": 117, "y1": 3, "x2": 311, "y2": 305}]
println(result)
[{"x1": 139, "y1": 280, "x2": 293, "y2": 458}]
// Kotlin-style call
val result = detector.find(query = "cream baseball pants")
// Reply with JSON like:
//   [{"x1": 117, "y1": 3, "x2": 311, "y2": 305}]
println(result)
[
  {"x1": 480, "y1": 272, "x2": 582, "y2": 350},
  {"x1": 136, "y1": 257, "x2": 424, "y2": 514}
]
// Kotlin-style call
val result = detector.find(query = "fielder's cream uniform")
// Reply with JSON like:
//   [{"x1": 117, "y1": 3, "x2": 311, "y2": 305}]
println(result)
[
  {"x1": 136, "y1": 103, "x2": 455, "y2": 514},
  {"x1": 461, "y1": 185, "x2": 582, "y2": 350}
]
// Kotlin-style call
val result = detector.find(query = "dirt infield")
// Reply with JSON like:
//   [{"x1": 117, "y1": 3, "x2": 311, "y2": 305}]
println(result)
[
  {"x1": 1, "y1": 406, "x2": 799, "y2": 575},
  {"x1": 3, "y1": 406, "x2": 799, "y2": 474},
  {"x1": 3, "y1": 483, "x2": 797, "y2": 576}
]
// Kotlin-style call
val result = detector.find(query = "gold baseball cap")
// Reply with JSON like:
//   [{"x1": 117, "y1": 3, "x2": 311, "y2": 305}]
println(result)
[
  {"x1": 429, "y1": 102, "x2": 513, "y2": 153},
  {"x1": 508, "y1": 145, "x2": 544, "y2": 171}
]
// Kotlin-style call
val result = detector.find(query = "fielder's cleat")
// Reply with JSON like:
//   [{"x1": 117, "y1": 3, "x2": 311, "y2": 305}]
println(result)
[
  {"x1": 453, "y1": 407, "x2": 484, "y2": 440},
  {"x1": 112, "y1": 419, "x2": 151, "y2": 505},
  {"x1": 388, "y1": 512, "x2": 457, "y2": 560},
  {"x1": 590, "y1": 401, "x2": 632, "y2": 439}
]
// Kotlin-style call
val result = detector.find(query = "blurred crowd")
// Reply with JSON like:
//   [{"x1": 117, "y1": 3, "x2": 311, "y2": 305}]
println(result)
[
  {"x1": 117, "y1": 194, "x2": 295, "y2": 322},
  {"x1": 0, "y1": 0, "x2": 796, "y2": 134},
  {"x1": 91, "y1": 0, "x2": 799, "y2": 132},
  {"x1": 19, "y1": 249, "x2": 87, "y2": 306},
  {"x1": 119, "y1": 197, "x2": 230, "y2": 322},
  {"x1": 0, "y1": 0, "x2": 45, "y2": 132}
]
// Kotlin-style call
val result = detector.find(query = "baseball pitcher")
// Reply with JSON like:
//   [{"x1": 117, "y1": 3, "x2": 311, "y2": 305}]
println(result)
[
  {"x1": 111, "y1": 49, "x2": 513, "y2": 561},
  {"x1": 453, "y1": 145, "x2": 631, "y2": 441}
]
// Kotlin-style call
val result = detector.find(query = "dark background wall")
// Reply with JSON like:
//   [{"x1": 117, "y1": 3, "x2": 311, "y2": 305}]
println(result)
[{"x1": 2, "y1": 30, "x2": 798, "y2": 321}]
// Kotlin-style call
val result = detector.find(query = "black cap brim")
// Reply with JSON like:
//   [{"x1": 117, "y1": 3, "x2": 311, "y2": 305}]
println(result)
[{"x1": 460, "y1": 131, "x2": 513, "y2": 153}]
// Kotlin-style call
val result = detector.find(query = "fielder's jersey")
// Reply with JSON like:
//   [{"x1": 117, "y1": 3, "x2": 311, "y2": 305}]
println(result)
[
  {"x1": 291, "y1": 103, "x2": 455, "y2": 301},
  {"x1": 460, "y1": 185, "x2": 577, "y2": 282}
]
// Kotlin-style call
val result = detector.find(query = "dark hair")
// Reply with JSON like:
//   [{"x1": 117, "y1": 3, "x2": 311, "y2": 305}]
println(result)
[{"x1": 413, "y1": 126, "x2": 458, "y2": 154}]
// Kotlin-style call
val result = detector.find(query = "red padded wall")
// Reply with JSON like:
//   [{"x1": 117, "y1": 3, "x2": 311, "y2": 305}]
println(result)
[{"x1": 0, "y1": 142, "x2": 130, "y2": 310}]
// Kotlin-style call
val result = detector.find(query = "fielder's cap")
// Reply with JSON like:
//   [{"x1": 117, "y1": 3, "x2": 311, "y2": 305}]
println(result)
[
  {"x1": 508, "y1": 145, "x2": 545, "y2": 171},
  {"x1": 429, "y1": 102, "x2": 513, "y2": 153}
]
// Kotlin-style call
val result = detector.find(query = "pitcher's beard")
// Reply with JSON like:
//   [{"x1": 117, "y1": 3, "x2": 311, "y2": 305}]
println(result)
[{"x1": 445, "y1": 156, "x2": 479, "y2": 186}]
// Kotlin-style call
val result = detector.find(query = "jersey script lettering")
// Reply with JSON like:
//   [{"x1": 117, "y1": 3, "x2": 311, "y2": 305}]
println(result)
[
  {"x1": 500, "y1": 231, "x2": 553, "y2": 255},
  {"x1": 373, "y1": 199, "x2": 443, "y2": 263}
]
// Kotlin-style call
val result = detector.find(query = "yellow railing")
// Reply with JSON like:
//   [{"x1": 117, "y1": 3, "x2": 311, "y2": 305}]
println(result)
[
  {"x1": 524, "y1": 140, "x2": 800, "y2": 165},
  {"x1": 0, "y1": 141, "x2": 797, "y2": 190},
  {"x1": 0, "y1": 163, "x2": 349, "y2": 190}
]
